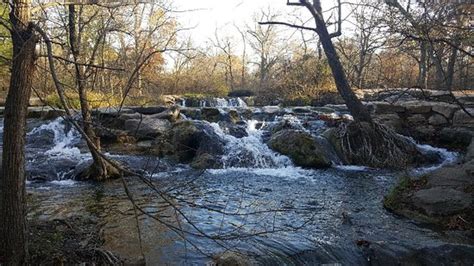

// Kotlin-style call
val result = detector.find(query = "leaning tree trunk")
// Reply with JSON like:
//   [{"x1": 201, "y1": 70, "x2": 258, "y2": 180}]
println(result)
[
  {"x1": 68, "y1": 5, "x2": 119, "y2": 181},
  {"x1": 308, "y1": 0, "x2": 425, "y2": 169},
  {"x1": 0, "y1": 0, "x2": 36, "y2": 264},
  {"x1": 313, "y1": 13, "x2": 372, "y2": 123}
]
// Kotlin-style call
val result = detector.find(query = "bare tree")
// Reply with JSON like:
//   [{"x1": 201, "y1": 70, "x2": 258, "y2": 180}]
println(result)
[
  {"x1": 260, "y1": 0, "x2": 426, "y2": 169},
  {"x1": 212, "y1": 29, "x2": 236, "y2": 91},
  {"x1": 384, "y1": 0, "x2": 472, "y2": 91},
  {"x1": 262, "y1": 0, "x2": 372, "y2": 122},
  {"x1": 248, "y1": 9, "x2": 285, "y2": 91},
  {"x1": 337, "y1": 1, "x2": 387, "y2": 89}
]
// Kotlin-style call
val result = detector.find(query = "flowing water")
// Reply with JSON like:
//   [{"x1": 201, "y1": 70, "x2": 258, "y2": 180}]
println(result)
[{"x1": 1, "y1": 108, "x2": 471, "y2": 265}]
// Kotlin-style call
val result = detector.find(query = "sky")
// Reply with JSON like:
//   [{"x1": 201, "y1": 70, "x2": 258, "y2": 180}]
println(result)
[
  {"x1": 173, "y1": 0, "x2": 288, "y2": 44},
  {"x1": 172, "y1": 0, "x2": 349, "y2": 47}
]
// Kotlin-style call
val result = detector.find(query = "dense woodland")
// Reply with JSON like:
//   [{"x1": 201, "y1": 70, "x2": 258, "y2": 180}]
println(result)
[
  {"x1": 0, "y1": 0, "x2": 472, "y2": 264},
  {"x1": 0, "y1": 1, "x2": 472, "y2": 105}
]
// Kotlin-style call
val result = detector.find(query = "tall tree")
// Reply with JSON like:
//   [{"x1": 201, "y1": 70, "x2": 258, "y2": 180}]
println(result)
[
  {"x1": 264, "y1": 0, "x2": 372, "y2": 122},
  {"x1": 262, "y1": 0, "x2": 425, "y2": 168},
  {"x1": 66, "y1": 5, "x2": 121, "y2": 180},
  {"x1": 0, "y1": 0, "x2": 37, "y2": 264}
]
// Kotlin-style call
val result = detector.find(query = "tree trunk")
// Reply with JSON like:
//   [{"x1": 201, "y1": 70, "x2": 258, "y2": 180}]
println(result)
[
  {"x1": 418, "y1": 41, "x2": 428, "y2": 89},
  {"x1": 68, "y1": 5, "x2": 119, "y2": 181},
  {"x1": 313, "y1": 13, "x2": 372, "y2": 123},
  {"x1": 0, "y1": 0, "x2": 36, "y2": 264},
  {"x1": 444, "y1": 38, "x2": 459, "y2": 91}
]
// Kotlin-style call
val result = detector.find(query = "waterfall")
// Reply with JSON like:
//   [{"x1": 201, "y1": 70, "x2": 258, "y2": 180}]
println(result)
[
  {"x1": 413, "y1": 142, "x2": 458, "y2": 174},
  {"x1": 210, "y1": 121, "x2": 293, "y2": 168},
  {"x1": 28, "y1": 118, "x2": 82, "y2": 158},
  {"x1": 187, "y1": 97, "x2": 248, "y2": 108}
]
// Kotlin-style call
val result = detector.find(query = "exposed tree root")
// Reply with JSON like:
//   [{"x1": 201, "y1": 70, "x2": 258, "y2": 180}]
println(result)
[
  {"x1": 76, "y1": 159, "x2": 122, "y2": 181},
  {"x1": 338, "y1": 121, "x2": 425, "y2": 169}
]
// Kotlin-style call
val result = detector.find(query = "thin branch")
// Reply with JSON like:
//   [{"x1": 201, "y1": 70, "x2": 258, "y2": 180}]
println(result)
[{"x1": 259, "y1": 21, "x2": 316, "y2": 32}]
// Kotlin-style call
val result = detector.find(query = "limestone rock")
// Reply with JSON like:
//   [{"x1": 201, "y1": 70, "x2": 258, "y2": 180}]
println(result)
[
  {"x1": 428, "y1": 114, "x2": 448, "y2": 126},
  {"x1": 453, "y1": 109, "x2": 474, "y2": 127},
  {"x1": 268, "y1": 129, "x2": 332, "y2": 168},
  {"x1": 168, "y1": 120, "x2": 225, "y2": 164},
  {"x1": 401, "y1": 101, "x2": 432, "y2": 114},
  {"x1": 124, "y1": 117, "x2": 171, "y2": 140},
  {"x1": 432, "y1": 102, "x2": 459, "y2": 119},
  {"x1": 201, "y1": 107, "x2": 221, "y2": 123},
  {"x1": 439, "y1": 127, "x2": 474, "y2": 146},
  {"x1": 407, "y1": 114, "x2": 426, "y2": 124},
  {"x1": 149, "y1": 106, "x2": 180, "y2": 122},
  {"x1": 373, "y1": 102, "x2": 406, "y2": 114},
  {"x1": 413, "y1": 188, "x2": 471, "y2": 216}
]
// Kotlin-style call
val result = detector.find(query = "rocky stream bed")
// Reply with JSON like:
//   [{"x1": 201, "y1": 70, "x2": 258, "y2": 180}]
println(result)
[{"x1": 2, "y1": 98, "x2": 473, "y2": 265}]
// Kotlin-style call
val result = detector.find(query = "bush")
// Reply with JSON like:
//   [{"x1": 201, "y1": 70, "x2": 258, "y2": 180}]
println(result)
[
  {"x1": 228, "y1": 89, "x2": 254, "y2": 97},
  {"x1": 45, "y1": 91, "x2": 121, "y2": 109}
]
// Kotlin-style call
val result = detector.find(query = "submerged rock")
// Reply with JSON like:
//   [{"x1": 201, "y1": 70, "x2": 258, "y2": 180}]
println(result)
[
  {"x1": 362, "y1": 242, "x2": 474, "y2": 266},
  {"x1": 268, "y1": 129, "x2": 332, "y2": 168}
]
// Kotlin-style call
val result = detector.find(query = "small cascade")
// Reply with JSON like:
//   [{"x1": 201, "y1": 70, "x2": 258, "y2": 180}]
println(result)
[
  {"x1": 211, "y1": 120, "x2": 293, "y2": 168},
  {"x1": 414, "y1": 142, "x2": 458, "y2": 174},
  {"x1": 191, "y1": 97, "x2": 248, "y2": 108},
  {"x1": 228, "y1": 97, "x2": 248, "y2": 108},
  {"x1": 28, "y1": 118, "x2": 82, "y2": 158}
]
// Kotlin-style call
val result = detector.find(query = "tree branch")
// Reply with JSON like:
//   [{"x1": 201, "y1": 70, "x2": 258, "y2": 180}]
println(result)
[{"x1": 259, "y1": 21, "x2": 316, "y2": 32}]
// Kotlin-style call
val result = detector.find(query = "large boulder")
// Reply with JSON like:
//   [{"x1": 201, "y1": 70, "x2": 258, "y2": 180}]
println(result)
[
  {"x1": 268, "y1": 119, "x2": 305, "y2": 135},
  {"x1": 401, "y1": 101, "x2": 433, "y2": 114},
  {"x1": 428, "y1": 114, "x2": 448, "y2": 126},
  {"x1": 372, "y1": 102, "x2": 406, "y2": 114},
  {"x1": 180, "y1": 108, "x2": 201, "y2": 120},
  {"x1": 385, "y1": 159, "x2": 474, "y2": 230},
  {"x1": 452, "y1": 108, "x2": 474, "y2": 127},
  {"x1": 149, "y1": 106, "x2": 180, "y2": 122},
  {"x1": 466, "y1": 139, "x2": 474, "y2": 162},
  {"x1": 124, "y1": 117, "x2": 171, "y2": 140},
  {"x1": 439, "y1": 127, "x2": 474, "y2": 146},
  {"x1": 130, "y1": 106, "x2": 168, "y2": 115},
  {"x1": 412, "y1": 188, "x2": 472, "y2": 216},
  {"x1": 167, "y1": 120, "x2": 225, "y2": 167},
  {"x1": 218, "y1": 122, "x2": 248, "y2": 138},
  {"x1": 431, "y1": 102, "x2": 459, "y2": 119},
  {"x1": 268, "y1": 130, "x2": 332, "y2": 168},
  {"x1": 201, "y1": 107, "x2": 221, "y2": 123}
]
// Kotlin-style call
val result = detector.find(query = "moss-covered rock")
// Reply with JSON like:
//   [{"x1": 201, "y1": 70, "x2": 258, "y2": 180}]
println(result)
[
  {"x1": 268, "y1": 129, "x2": 332, "y2": 168},
  {"x1": 201, "y1": 107, "x2": 221, "y2": 122}
]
